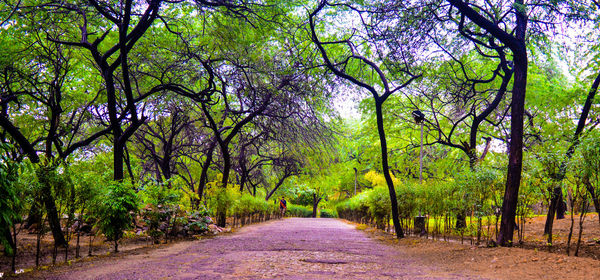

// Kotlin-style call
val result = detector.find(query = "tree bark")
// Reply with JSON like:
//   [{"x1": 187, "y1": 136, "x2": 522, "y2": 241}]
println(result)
[
  {"x1": 197, "y1": 141, "x2": 216, "y2": 205},
  {"x1": 38, "y1": 171, "x2": 67, "y2": 247},
  {"x1": 543, "y1": 185, "x2": 563, "y2": 245},
  {"x1": 376, "y1": 101, "x2": 404, "y2": 238},
  {"x1": 583, "y1": 178, "x2": 600, "y2": 225},
  {"x1": 216, "y1": 142, "x2": 231, "y2": 227},
  {"x1": 497, "y1": 45, "x2": 527, "y2": 246}
]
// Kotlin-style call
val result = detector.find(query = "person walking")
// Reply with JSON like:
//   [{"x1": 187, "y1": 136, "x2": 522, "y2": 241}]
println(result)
[{"x1": 279, "y1": 197, "x2": 287, "y2": 216}]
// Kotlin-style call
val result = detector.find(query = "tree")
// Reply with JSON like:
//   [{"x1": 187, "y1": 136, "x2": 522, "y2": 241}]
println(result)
[
  {"x1": 309, "y1": 0, "x2": 421, "y2": 238},
  {"x1": 43, "y1": 0, "x2": 261, "y2": 182},
  {"x1": 443, "y1": 0, "x2": 528, "y2": 246},
  {"x1": 133, "y1": 100, "x2": 207, "y2": 188},
  {"x1": 0, "y1": 20, "x2": 111, "y2": 246}
]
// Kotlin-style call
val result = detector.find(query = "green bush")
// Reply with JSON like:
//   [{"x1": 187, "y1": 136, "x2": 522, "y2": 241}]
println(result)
[
  {"x1": 0, "y1": 144, "x2": 21, "y2": 256},
  {"x1": 138, "y1": 180, "x2": 184, "y2": 243},
  {"x1": 205, "y1": 181, "x2": 239, "y2": 224},
  {"x1": 320, "y1": 208, "x2": 337, "y2": 218},
  {"x1": 396, "y1": 183, "x2": 417, "y2": 218},
  {"x1": 287, "y1": 204, "x2": 313, "y2": 217},
  {"x1": 336, "y1": 189, "x2": 370, "y2": 222},
  {"x1": 231, "y1": 194, "x2": 278, "y2": 225},
  {"x1": 366, "y1": 186, "x2": 391, "y2": 229},
  {"x1": 95, "y1": 181, "x2": 138, "y2": 252}
]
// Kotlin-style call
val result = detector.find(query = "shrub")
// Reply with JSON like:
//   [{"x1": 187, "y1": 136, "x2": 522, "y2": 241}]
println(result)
[
  {"x1": 0, "y1": 144, "x2": 20, "y2": 257},
  {"x1": 205, "y1": 179, "x2": 239, "y2": 224},
  {"x1": 366, "y1": 186, "x2": 391, "y2": 229},
  {"x1": 287, "y1": 204, "x2": 313, "y2": 217},
  {"x1": 231, "y1": 194, "x2": 276, "y2": 225},
  {"x1": 95, "y1": 181, "x2": 138, "y2": 252},
  {"x1": 138, "y1": 180, "x2": 183, "y2": 243},
  {"x1": 320, "y1": 209, "x2": 337, "y2": 218}
]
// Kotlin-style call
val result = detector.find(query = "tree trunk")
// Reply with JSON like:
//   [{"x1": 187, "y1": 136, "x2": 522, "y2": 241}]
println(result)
[
  {"x1": 544, "y1": 186, "x2": 562, "y2": 235},
  {"x1": 575, "y1": 199, "x2": 588, "y2": 256},
  {"x1": 375, "y1": 101, "x2": 403, "y2": 238},
  {"x1": 2, "y1": 223, "x2": 14, "y2": 256},
  {"x1": 216, "y1": 143, "x2": 231, "y2": 227},
  {"x1": 39, "y1": 175, "x2": 67, "y2": 247},
  {"x1": 114, "y1": 140, "x2": 125, "y2": 182},
  {"x1": 197, "y1": 142, "x2": 216, "y2": 206},
  {"x1": 24, "y1": 203, "x2": 42, "y2": 229},
  {"x1": 583, "y1": 179, "x2": 600, "y2": 226},
  {"x1": 497, "y1": 41, "x2": 527, "y2": 246},
  {"x1": 312, "y1": 194, "x2": 321, "y2": 218}
]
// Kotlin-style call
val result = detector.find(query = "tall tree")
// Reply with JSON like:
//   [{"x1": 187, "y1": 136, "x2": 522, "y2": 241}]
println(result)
[
  {"x1": 444, "y1": 0, "x2": 528, "y2": 246},
  {"x1": 309, "y1": 1, "x2": 422, "y2": 238}
]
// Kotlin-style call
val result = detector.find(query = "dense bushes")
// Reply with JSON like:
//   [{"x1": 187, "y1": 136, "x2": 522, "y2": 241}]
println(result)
[
  {"x1": 138, "y1": 180, "x2": 186, "y2": 243},
  {"x1": 319, "y1": 208, "x2": 337, "y2": 218},
  {"x1": 287, "y1": 204, "x2": 313, "y2": 217},
  {"x1": 231, "y1": 194, "x2": 279, "y2": 226},
  {"x1": 335, "y1": 167, "x2": 530, "y2": 243},
  {"x1": 366, "y1": 186, "x2": 391, "y2": 229}
]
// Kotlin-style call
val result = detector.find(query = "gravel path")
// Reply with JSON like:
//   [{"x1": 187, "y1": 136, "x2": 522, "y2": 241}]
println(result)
[{"x1": 29, "y1": 218, "x2": 481, "y2": 279}]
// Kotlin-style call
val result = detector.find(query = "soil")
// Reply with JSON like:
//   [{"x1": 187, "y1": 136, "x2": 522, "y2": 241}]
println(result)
[
  {"x1": 5, "y1": 217, "x2": 600, "y2": 279},
  {"x1": 0, "y1": 226, "x2": 190, "y2": 275},
  {"x1": 519, "y1": 213, "x2": 600, "y2": 259},
  {"x1": 437, "y1": 213, "x2": 600, "y2": 259},
  {"x1": 365, "y1": 228, "x2": 600, "y2": 280}
]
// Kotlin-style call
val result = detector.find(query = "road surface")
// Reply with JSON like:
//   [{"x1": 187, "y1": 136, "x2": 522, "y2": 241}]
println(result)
[{"x1": 25, "y1": 218, "x2": 481, "y2": 279}]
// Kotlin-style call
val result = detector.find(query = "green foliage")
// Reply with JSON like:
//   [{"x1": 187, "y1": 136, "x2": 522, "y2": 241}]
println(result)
[
  {"x1": 366, "y1": 186, "x2": 391, "y2": 226},
  {"x1": 337, "y1": 165, "x2": 506, "y2": 234},
  {"x1": 579, "y1": 130, "x2": 600, "y2": 182},
  {"x1": 395, "y1": 182, "x2": 418, "y2": 218},
  {"x1": 186, "y1": 207, "x2": 213, "y2": 233},
  {"x1": 205, "y1": 179, "x2": 240, "y2": 218},
  {"x1": 0, "y1": 144, "x2": 21, "y2": 256},
  {"x1": 231, "y1": 194, "x2": 275, "y2": 217},
  {"x1": 286, "y1": 204, "x2": 313, "y2": 217},
  {"x1": 138, "y1": 180, "x2": 184, "y2": 243},
  {"x1": 319, "y1": 208, "x2": 337, "y2": 218},
  {"x1": 95, "y1": 181, "x2": 138, "y2": 250},
  {"x1": 336, "y1": 189, "x2": 370, "y2": 220},
  {"x1": 139, "y1": 179, "x2": 183, "y2": 208},
  {"x1": 289, "y1": 187, "x2": 316, "y2": 206}
]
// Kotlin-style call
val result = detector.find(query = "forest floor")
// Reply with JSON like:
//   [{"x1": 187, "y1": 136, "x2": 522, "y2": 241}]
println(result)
[
  {"x1": 3, "y1": 217, "x2": 599, "y2": 279},
  {"x1": 519, "y1": 213, "x2": 600, "y2": 259},
  {"x1": 429, "y1": 212, "x2": 600, "y2": 259},
  {"x1": 0, "y1": 226, "x2": 203, "y2": 275}
]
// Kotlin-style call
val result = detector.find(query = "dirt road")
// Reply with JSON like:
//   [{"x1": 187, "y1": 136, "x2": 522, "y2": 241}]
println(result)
[{"x1": 22, "y1": 218, "x2": 482, "y2": 279}]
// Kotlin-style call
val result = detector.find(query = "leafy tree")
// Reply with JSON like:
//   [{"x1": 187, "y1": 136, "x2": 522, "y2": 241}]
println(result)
[
  {"x1": 579, "y1": 131, "x2": 600, "y2": 223},
  {"x1": 309, "y1": 0, "x2": 422, "y2": 238}
]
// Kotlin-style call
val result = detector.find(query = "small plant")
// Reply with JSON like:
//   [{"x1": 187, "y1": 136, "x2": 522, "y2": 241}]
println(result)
[
  {"x1": 139, "y1": 180, "x2": 184, "y2": 243},
  {"x1": 95, "y1": 181, "x2": 138, "y2": 252}
]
